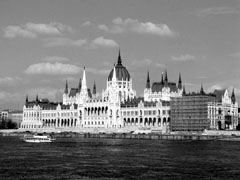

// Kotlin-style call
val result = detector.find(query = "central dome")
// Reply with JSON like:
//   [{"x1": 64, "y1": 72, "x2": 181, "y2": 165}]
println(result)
[{"x1": 108, "y1": 51, "x2": 131, "y2": 81}]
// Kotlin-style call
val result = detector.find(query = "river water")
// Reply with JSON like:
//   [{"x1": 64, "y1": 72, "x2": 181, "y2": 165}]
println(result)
[{"x1": 0, "y1": 136, "x2": 240, "y2": 180}]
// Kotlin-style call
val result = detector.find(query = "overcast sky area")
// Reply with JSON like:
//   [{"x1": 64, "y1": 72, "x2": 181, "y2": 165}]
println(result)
[{"x1": 0, "y1": 0, "x2": 239, "y2": 110}]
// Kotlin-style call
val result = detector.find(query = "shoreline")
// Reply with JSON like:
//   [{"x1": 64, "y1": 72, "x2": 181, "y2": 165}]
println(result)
[{"x1": 1, "y1": 129, "x2": 240, "y2": 141}]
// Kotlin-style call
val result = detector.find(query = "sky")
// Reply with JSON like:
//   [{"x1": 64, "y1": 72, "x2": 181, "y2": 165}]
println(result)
[{"x1": 0, "y1": 0, "x2": 239, "y2": 110}]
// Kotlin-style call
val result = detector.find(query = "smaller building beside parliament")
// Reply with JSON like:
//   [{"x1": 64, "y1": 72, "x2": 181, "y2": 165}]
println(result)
[{"x1": 20, "y1": 51, "x2": 239, "y2": 133}]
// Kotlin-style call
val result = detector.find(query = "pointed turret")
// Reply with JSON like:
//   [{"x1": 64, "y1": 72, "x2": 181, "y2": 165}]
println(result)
[
  {"x1": 178, "y1": 73, "x2": 182, "y2": 89},
  {"x1": 183, "y1": 85, "x2": 186, "y2": 95},
  {"x1": 64, "y1": 80, "x2": 68, "y2": 94},
  {"x1": 25, "y1": 95, "x2": 28, "y2": 106},
  {"x1": 161, "y1": 72, "x2": 164, "y2": 84},
  {"x1": 93, "y1": 81, "x2": 96, "y2": 95},
  {"x1": 117, "y1": 49, "x2": 122, "y2": 65},
  {"x1": 200, "y1": 84, "x2": 205, "y2": 95},
  {"x1": 164, "y1": 70, "x2": 168, "y2": 87},
  {"x1": 36, "y1": 94, "x2": 39, "y2": 104},
  {"x1": 231, "y1": 88, "x2": 236, "y2": 104},
  {"x1": 81, "y1": 67, "x2": 87, "y2": 91},
  {"x1": 78, "y1": 78, "x2": 82, "y2": 93},
  {"x1": 146, "y1": 71, "x2": 150, "y2": 89}
]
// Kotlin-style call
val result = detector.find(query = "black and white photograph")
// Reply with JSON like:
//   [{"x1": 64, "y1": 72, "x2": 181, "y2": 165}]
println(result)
[{"x1": 0, "y1": 0, "x2": 240, "y2": 179}]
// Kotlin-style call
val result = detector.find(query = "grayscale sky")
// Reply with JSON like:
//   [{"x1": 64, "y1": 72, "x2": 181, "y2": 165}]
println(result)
[{"x1": 0, "y1": 0, "x2": 239, "y2": 110}]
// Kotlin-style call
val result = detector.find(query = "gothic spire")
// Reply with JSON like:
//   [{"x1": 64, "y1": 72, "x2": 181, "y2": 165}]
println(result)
[
  {"x1": 200, "y1": 84, "x2": 205, "y2": 95},
  {"x1": 231, "y1": 88, "x2": 236, "y2": 104},
  {"x1": 78, "y1": 78, "x2": 82, "y2": 93},
  {"x1": 178, "y1": 73, "x2": 182, "y2": 89},
  {"x1": 64, "y1": 80, "x2": 68, "y2": 94},
  {"x1": 164, "y1": 70, "x2": 168, "y2": 87},
  {"x1": 117, "y1": 49, "x2": 122, "y2": 65},
  {"x1": 81, "y1": 67, "x2": 87, "y2": 91},
  {"x1": 146, "y1": 71, "x2": 150, "y2": 89},
  {"x1": 183, "y1": 85, "x2": 186, "y2": 95},
  {"x1": 25, "y1": 95, "x2": 28, "y2": 106},
  {"x1": 36, "y1": 94, "x2": 39, "y2": 104},
  {"x1": 161, "y1": 72, "x2": 164, "y2": 84},
  {"x1": 93, "y1": 81, "x2": 96, "y2": 95}
]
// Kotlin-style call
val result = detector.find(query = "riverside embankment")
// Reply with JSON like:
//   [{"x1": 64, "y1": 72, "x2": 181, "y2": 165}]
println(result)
[{"x1": 0, "y1": 129, "x2": 224, "y2": 141}]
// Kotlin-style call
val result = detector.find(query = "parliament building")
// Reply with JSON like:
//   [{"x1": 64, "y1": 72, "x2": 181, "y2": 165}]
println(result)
[{"x1": 20, "y1": 51, "x2": 184, "y2": 132}]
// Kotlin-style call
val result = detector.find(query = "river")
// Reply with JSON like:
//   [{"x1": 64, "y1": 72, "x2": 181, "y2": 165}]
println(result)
[{"x1": 0, "y1": 136, "x2": 240, "y2": 179}]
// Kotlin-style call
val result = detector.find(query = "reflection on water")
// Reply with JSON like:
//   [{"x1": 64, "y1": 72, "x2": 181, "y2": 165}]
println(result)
[{"x1": 0, "y1": 136, "x2": 240, "y2": 180}]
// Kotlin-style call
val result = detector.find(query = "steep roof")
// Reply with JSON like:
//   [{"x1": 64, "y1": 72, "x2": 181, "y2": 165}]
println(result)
[
  {"x1": 69, "y1": 88, "x2": 78, "y2": 97},
  {"x1": 152, "y1": 82, "x2": 177, "y2": 93},
  {"x1": 213, "y1": 89, "x2": 226, "y2": 102}
]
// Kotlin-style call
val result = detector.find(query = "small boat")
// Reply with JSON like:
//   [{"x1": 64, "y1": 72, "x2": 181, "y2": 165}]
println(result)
[{"x1": 22, "y1": 134, "x2": 56, "y2": 143}]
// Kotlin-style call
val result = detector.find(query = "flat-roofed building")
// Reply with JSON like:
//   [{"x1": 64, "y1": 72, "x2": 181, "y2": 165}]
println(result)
[{"x1": 170, "y1": 89, "x2": 216, "y2": 132}]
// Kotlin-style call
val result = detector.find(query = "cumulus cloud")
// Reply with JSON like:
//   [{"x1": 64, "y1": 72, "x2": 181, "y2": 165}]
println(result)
[
  {"x1": 25, "y1": 62, "x2": 80, "y2": 75},
  {"x1": 171, "y1": 54, "x2": 196, "y2": 62},
  {"x1": 43, "y1": 37, "x2": 87, "y2": 47},
  {"x1": 90, "y1": 36, "x2": 118, "y2": 48},
  {"x1": 196, "y1": 7, "x2": 239, "y2": 17},
  {"x1": 98, "y1": 17, "x2": 176, "y2": 37},
  {"x1": 41, "y1": 56, "x2": 70, "y2": 62},
  {"x1": 3, "y1": 22, "x2": 74, "y2": 38},
  {"x1": 3, "y1": 26, "x2": 37, "y2": 38}
]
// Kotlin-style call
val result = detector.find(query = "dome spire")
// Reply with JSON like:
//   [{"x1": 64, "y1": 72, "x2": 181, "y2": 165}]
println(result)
[
  {"x1": 112, "y1": 64, "x2": 117, "y2": 82},
  {"x1": 117, "y1": 48, "x2": 122, "y2": 65}
]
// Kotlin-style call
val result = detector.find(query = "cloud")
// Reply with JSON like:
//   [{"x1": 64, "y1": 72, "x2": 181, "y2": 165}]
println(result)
[
  {"x1": 87, "y1": 67, "x2": 110, "y2": 75},
  {"x1": 3, "y1": 22, "x2": 74, "y2": 38},
  {"x1": 27, "y1": 87, "x2": 63, "y2": 101},
  {"x1": 196, "y1": 7, "x2": 239, "y2": 17},
  {"x1": 41, "y1": 56, "x2": 70, "y2": 62},
  {"x1": 207, "y1": 84, "x2": 224, "y2": 93},
  {"x1": 25, "y1": 62, "x2": 80, "y2": 75},
  {"x1": 156, "y1": 63, "x2": 166, "y2": 68},
  {"x1": 0, "y1": 76, "x2": 22, "y2": 86},
  {"x1": 82, "y1": 21, "x2": 93, "y2": 26},
  {"x1": 43, "y1": 37, "x2": 87, "y2": 47},
  {"x1": 98, "y1": 17, "x2": 176, "y2": 37},
  {"x1": 90, "y1": 36, "x2": 118, "y2": 48},
  {"x1": 171, "y1": 54, "x2": 196, "y2": 62},
  {"x1": 3, "y1": 26, "x2": 37, "y2": 38},
  {"x1": 0, "y1": 77, "x2": 15, "y2": 85}
]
